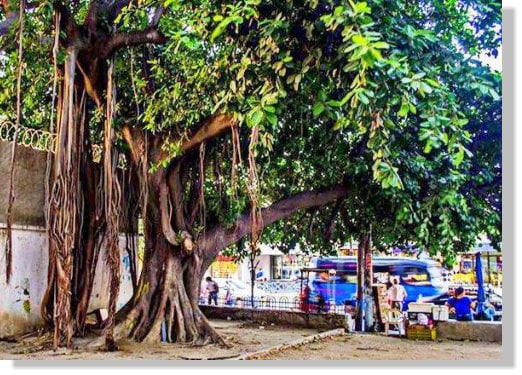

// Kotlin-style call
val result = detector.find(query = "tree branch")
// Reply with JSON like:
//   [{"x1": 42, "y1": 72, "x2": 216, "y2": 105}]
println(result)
[
  {"x1": 181, "y1": 114, "x2": 237, "y2": 152},
  {"x1": 158, "y1": 172, "x2": 193, "y2": 251},
  {"x1": 100, "y1": 28, "x2": 166, "y2": 59},
  {"x1": 198, "y1": 184, "x2": 351, "y2": 263},
  {"x1": 121, "y1": 124, "x2": 144, "y2": 165},
  {"x1": 168, "y1": 160, "x2": 189, "y2": 231},
  {"x1": 123, "y1": 114, "x2": 236, "y2": 165}
]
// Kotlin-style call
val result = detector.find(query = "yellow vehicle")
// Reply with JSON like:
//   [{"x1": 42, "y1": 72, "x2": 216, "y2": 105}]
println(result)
[{"x1": 456, "y1": 251, "x2": 502, "y2": 287}]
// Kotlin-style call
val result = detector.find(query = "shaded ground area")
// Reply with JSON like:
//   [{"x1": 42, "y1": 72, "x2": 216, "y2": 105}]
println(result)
[{"x1": 0, "y1": 319, "x2": 502, "y2": 361}]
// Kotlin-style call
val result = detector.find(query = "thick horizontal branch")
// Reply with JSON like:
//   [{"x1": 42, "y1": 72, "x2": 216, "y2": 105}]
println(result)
[
  {"x1": 122, "y1": 114, "x2": 236, "y2": 165},
  {"x1": 100, "y1": 28, "x2": 166, "y2": 59},
  {"x1": 198, "y1": 184, "x2": 351, "y2": 262},
  {"x1": 181, "y1": 114, "x2": 236, "y2": 152}
]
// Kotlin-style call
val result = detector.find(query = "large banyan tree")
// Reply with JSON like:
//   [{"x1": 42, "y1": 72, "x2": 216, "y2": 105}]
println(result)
[{"x1": 0, "y1": 0, "x2": 501, "y2": 349}]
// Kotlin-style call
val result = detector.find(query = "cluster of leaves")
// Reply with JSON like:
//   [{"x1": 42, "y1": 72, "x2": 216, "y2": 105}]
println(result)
[
  {"x1": 0, "y1": 0, "x2": 502, "y2": 265},
  {"x1": 0, "y1": 4, "x2": 55, "y2": 130}
]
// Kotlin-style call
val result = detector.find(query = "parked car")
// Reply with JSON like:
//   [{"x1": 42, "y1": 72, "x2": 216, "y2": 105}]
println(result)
[{"x1": 200, "y1": 277, "x2": 270, "y2": 307}]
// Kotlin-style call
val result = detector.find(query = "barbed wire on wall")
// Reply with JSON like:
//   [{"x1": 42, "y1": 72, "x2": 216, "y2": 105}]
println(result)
[
  {"x1": 1, "y1": 118, "x2": 129, "y2": 168},
  {"x1": 0, "y1": 118, "x2": 57, "y2": 153}
]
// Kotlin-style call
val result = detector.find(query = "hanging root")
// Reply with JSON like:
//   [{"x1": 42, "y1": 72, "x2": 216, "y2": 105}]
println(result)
[{"x1": 102, "y1": 57, "x2": 122, "y2": 352}]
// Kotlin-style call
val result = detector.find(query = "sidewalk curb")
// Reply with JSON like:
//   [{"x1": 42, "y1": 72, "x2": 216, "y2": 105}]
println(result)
[{"x1": 232, "y1": 328, "x2": 347, "y2": 360}]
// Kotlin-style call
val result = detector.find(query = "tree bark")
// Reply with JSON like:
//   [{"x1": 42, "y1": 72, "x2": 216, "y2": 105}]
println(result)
[
  {"x1": 113, "y1": 169, "x2": 225, "y2": 345},
  {"x1": 198, "y1": 184, "x2": 351, "y2": 269}
]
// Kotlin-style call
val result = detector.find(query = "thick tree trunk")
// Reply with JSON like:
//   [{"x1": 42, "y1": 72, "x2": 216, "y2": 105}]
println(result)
[{"x1": 114, "y1": 169, "x2": 225, "y2": 345}]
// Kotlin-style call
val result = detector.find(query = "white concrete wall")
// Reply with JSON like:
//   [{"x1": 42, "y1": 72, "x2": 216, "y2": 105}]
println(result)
[
  {"x1": 0, "y1": 225, "x2": 49, "y2": 337},
  {"x1": 0, "y1": 224, "x2": 136, "y2": 337}
]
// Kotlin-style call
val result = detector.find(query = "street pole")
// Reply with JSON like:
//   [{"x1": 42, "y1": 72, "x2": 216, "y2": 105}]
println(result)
[
  {"x1": 355, "y1": 235, "x2": 365, "y2": 331},
  {"x1": 363, "y1": 225, "x2": 374, "y2": 331},
  {"x1": 329, "y1": 269, "x2": 336, "y2": 313}
]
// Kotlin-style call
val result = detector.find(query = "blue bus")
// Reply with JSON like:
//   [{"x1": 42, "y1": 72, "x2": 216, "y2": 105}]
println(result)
[{"x1": 304, "y1": 256, "x2": 447, "y2": 310}]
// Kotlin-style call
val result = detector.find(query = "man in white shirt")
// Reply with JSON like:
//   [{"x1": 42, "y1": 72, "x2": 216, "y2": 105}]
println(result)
[{"x1": 388, "y1": 277, "x2": 408, "y2": 311}]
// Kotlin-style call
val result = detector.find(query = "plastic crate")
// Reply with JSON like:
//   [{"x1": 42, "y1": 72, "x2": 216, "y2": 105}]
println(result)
[{"x1": 406, "y1": 324, "x2": 437, "y2": 341}]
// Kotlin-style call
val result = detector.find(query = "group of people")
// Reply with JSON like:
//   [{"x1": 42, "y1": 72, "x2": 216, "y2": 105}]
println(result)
[
  {"x1": 387, "y1": 277, "x2": 494, "y2": 321},
  {"x1": 206, "y1": 274, "x2": 495, "y2": 321}
]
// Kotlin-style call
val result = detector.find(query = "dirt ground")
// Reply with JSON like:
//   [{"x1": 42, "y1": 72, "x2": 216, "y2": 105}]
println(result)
[{"x1": 0, "y1": 319, "x2": 502, "y2": 361}]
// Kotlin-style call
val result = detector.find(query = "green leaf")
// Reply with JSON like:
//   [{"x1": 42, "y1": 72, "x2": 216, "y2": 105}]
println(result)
[
  {"x1": 312, "y1": 102, "x2": 325, "y2": 117},
  {"x1": 358, "y1": 91, "x2": 369, "y2": 105},
  {"x1": 326, "y1": 100, "x2": 341, "y2": 108},
  {"x1": 453, "y1": 145, "x2": 465, "y2": 167},
  {"x1": 210, "y1": 20, "x2": 230, "y2": 42},
  {"x1": 373, "y1": 41, "x2": 390, "y2": 49},
  {"x1": 420, "y1": 81, "x2": 433, "y2": 94},
  {"x1": 489, "y1": 88, "x2": 500, "y2": 101},
  {"x1": 369, "y1": 48, "x2": 383, "y2": 61},
  {"x1": 354, "y1": 2, "x2": 371, "y2": 14},
  {"x1": 264, "y1": 105, "x2": 276, "y2": 114},
  {"x1": 398, "y1": 102, "x2": 409, "y2": 117},
  {"x1": 339, "y1": 91, "x2": 355, "y2": 106},
  {"x1": 425, "y1": 78, "x2": 440, "y2": 88},
  {"x1": 247, "y1": 108, "x2": 265, "y2": 127},
  {"x1": 352, "y1": 34, "x2": 368, "y2": 46},
  {"x1": 266, "y1": 113, "x2": 277, "y2": 127}
]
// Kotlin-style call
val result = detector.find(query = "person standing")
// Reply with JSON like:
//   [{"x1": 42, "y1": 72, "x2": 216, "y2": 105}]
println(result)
[
  {"x1": 446, "y1": 286, "x2": 476, "y2": 321},
  {"x1": 205, "y1": 276, "x2": 219, "y2": 305},
  {"x1": 387, "y1": 277, "x2": 408, "y2": 311}
]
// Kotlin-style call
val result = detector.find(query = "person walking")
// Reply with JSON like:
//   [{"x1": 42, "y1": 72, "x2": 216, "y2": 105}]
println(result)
[
  {"x1": 387, "y1": 277, "x2": 408, "y2": 311},
  {"x1": 205, "y1": 276, "x2": 219, "y2": 305}
]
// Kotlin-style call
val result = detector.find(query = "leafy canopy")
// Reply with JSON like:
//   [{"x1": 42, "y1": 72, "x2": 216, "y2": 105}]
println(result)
[{"x1": 0, "y1": 0, "x2": 502, "y2": 262}]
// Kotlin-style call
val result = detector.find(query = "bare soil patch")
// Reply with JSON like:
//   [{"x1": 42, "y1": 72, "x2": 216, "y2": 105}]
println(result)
[{"x1": 0, "y1": 319, "x2": 502, "y2": 361}]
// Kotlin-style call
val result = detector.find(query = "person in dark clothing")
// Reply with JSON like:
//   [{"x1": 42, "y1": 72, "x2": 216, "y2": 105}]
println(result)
[{"x1": 205, "y1": 276, "x2": 219, "y2": 305}]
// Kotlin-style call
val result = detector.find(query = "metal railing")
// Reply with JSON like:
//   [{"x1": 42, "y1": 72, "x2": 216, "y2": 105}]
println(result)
[{"x1": 199, "y1": 294, "x2": 346, "y2": 314}]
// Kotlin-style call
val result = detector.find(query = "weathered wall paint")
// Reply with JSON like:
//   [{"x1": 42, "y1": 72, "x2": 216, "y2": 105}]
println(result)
[
  {"x1": 0, "y1": 142, "x2": 46, "y2": 227},
  {"x1": 0, "y1": 226, "x2": 48, "y2": 337},
  {"x1": 0, "y1": 140, "x2": 137, "y2": 337},
  {"x1": 0, "y1": 226, "x2": 136, "y2": 338}
]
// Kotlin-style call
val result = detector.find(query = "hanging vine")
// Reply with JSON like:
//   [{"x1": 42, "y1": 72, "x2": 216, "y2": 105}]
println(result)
[
  {"x1": 103, "y1": 57, "x2": 122, "y2": 351},
  {"x1": 4, "y1": 0, "x2": 24, "y2": 284},
  {"x1": 230, "y1": 122, "x2": 242, "y2": 199},
  {"x1": 47, "y1": 45, "x2": 82, "y2": 349},
  {"x1": 247, "y1": 125, "x2": 262, "y2": 248}
]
